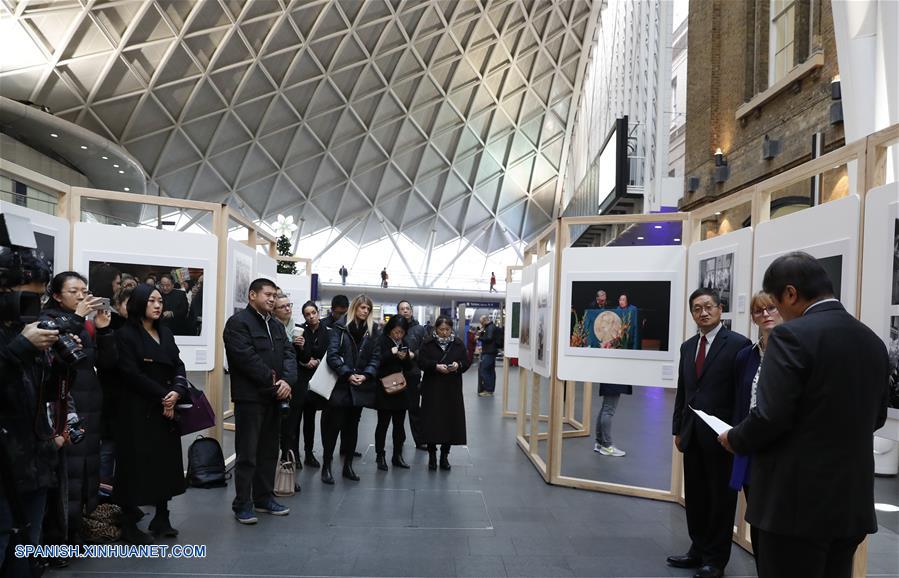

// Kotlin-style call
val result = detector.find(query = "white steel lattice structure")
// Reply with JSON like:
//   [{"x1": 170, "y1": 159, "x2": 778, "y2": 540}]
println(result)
[{"x1": 0, "y1": 0, "x2": 599, "y2": 289}]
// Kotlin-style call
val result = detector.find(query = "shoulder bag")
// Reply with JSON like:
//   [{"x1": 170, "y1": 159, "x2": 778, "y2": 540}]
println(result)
[
  {"x1": 273, "y1": 450, "x2": 296, "y2": 497},
  {"x1": 380, "y1": 371, "x2": 407, "y2": 395}
]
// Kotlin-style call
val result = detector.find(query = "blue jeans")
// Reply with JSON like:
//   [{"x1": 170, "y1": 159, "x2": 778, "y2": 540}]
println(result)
[
  {"x1": 594, "y1": 394, "x2": 620, "y2": 447},
  {"x1": 478, "y1": 354, "x2": 496, "y2": 393},
  {"x1": 0, "y1": 488, "x2": 48, "y2": 570}
]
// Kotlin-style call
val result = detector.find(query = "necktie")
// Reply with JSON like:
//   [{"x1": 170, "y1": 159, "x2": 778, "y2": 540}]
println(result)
[{"x1": 695, "y1": 335, "x2": 708, "y2": 378}]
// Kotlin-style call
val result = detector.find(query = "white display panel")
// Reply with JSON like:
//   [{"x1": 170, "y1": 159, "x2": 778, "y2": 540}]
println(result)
[
  {"x1": 557, "y1": 246, "x2": 686, "y2": 387},
  {"x1": 686, "y1": 227, "x2": 753, "y2": 339},
  {"x1": 533, "y1": 253, "x2": 554, "y2": 378},
  {"x1": 255, "y1": 251, "x2": 278, "y2": 281},
  {"x1": 277, "y1": 272, "x2": 311, "y2": 313},
  {"x1": 0, "y1": 201, "x2": 69, "y2": 275},
  {"x1": 518, "y1": 263, "x2": 536, "y2": 370},
  {"x1": 753, "y1": 195, "x2": 860, "y2": 315},
  {"x1": 503, "y1": 281, "x2": 521, "y2": 358},
  {"x1": 73, "y1": 222, "x2": 217, "y2": 371}
]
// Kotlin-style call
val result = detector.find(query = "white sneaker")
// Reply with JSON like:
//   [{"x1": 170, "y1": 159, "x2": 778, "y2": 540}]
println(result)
[{"x1": 596, "y1": 444, "x2": 626, "y2": 457}]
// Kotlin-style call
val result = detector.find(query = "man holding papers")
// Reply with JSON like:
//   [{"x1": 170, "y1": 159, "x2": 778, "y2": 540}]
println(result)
[
  {"x1": 669, "y1": 288, "x2": 750, "y2": 578},
  {"x1": 719, "y1": 253, "x2": 889, "y2": 578}
]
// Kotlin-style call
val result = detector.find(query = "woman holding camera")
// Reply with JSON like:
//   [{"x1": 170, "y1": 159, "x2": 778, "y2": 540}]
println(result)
[
  {"x1": 418, "y1": 316, "x2": 470, "y2": 471},
  {"x1": 114, "y1": 283, "x2": 189, "y2": 543},
  {"x1": 41, "y1": 271, "x2": 117, "y2": 547},
  {"x1": 323, "y1": 294, "x2": 380, "y2": 484},
  {"x1": 374, "y1": 315, "x2": 414, "y2": 471}
]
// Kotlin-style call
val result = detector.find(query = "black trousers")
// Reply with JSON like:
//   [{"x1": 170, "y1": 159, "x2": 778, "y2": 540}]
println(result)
[
  {"x1": 743, "y1": 485, "x2": 760, "y2": 566},
  {"x1": 683, "y1": 442, "x2": 738, "y2": 568},
  {"x1": 233, "y1": 402, "x2": 280, "y2": 509},
  {"x1": 322, "y1": 406, "x2": 362, "y2": 462},
  {"x1": 375, "y1": 409, "x2": 406, "y2": 454},
  {"x1": 279, "y1": 396, "x2": 319, "y2": 458},
  {"x1": 755, "y1": 530, "x2": 863, "y2": 578},
  {"x1": 406, "y1": 372, "x2": 424, "y2": 445}
]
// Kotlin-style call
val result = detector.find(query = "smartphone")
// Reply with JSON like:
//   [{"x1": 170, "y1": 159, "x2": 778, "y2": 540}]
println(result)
[
  {"x1": 398, "y1": 345, "x2": 409, "y2": 352},
  {"x1": 94, "y1": 297, "x2": 111, "y2": 312}
]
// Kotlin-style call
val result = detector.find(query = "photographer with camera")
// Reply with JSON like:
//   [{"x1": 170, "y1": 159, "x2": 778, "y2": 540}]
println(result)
[
  {"x1": 0, "y1": 215, "x2": 70, "y2": 575},
  {"x1": 224, "y1": 278, "x2": 297, "y2": 525},
  {"x1": 40, "y1": 271, "x2": 118, "y2": 550}
]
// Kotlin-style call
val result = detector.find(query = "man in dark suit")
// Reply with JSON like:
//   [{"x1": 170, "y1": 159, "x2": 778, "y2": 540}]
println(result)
[
  {"x1": 669, "y1": 288, "x2": 750, "y2": 578},
  {"x1": 720, "y1": 252, "x2": 889, "y2": 578},
  {"x1": 158, "y1": 274, "x2": 189, "y2": 335}
]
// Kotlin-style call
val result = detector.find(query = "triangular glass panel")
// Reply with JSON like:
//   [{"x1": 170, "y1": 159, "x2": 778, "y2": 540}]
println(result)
[
  {"x1": 234, "y1": 94, "x2": 273, "y2": 133},
  {"x1": 262, "y1": 19, "x2": 301, "y2": 56},
  {"x1": 209, "y1": 111, "x2": 252, "y2": 156},
  {"x1": 236, "y1": 143, "x2": 279, "y2": 188},
  {"x1": 289, "y1": 2, "x2": 325, "y2": 39},
  {"x1": 240, "y1": 15, "x2": 279, "y2": 53},
  {"x1": 235, "y1": 64, "x2": 276, "y2": 104},
  {"x1": 182, "y1": 112, "x2": 224, "y2": 155},
  {"x1": 259, "y1": 126, "x2": 295, "y2": 166},
  {"x1": 127, "y1": 4, "x2": 176, "y2": 47},
  {"x1": 183, "y1": 28, "x2": 228, "y2": 68},
  {"x1": 259, "y1": 95, "x2": 301, "y2": 136},
  {"x1": 153, "y1": 78, "x2": 196, "y2": 119},
  {"x1": 315, "y1": 2, "x2": 349, "y2": 37},
  {"x1": 215, "y1": 32, "x2": 253, "y2": 68},
  {"x1": 305, "y1": 108, "x2": 342, "y2": 145},
  {"x1": 333, "y1": 35, "x2": 368, "y2": 72},
  {"x1": 209, "y1": 63, "x2": 250, "y2": 103},
  {"x1": 157, "y1": 162, "x2": 201, "y2": 198},
  {"x1": 261, "y1": 50, "x2": 296, "y2": 86},
  {"x1": 284, "y1": 155, "x2": 323, "y2": 193},
  {"x1": 331, "y1": 63, "x2": 366, "y2": 101},
  {"x1": 190, "y1": 163, "x2": 230, "y2": 202},
  {"x1": 91, "y1": 93, "x2": 142, "y2": 140}
]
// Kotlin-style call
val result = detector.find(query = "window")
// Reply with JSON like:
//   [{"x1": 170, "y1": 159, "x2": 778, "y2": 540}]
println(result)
[{"x1": 770, "y1": 0, "x2": 796, "y2": 83}]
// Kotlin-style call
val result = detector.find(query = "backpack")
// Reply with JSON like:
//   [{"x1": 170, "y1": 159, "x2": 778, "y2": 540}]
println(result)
[{"x1": 186, "y1": 436, "x2": 228, "y2": 488}]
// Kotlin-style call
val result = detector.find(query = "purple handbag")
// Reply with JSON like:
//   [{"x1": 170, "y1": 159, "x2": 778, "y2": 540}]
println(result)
[{"x1": 177, "y1": 381, "x2": 216, "y2": 435}]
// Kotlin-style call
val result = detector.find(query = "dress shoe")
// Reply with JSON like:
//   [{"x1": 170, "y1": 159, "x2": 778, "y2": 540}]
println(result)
[
  {"x1": 428, "y1": 451, "x2": 437, "y2": 470},
  {"x1": 666, "y1": 554, "x2": 701, "y2": 569},
  {"x1": 693, "y1": 564, "x2": 723, "y2": 578},
  {"x1": 342, "y1": 461, "x2": 360, "y2": 481},
  {"x1": 376, "y1": 452, "x2": 389, "y2": 471},
  {"x1": 293, "y1": 482, "x2": 302, "y2": 493},
  {"x1": 321, "y1": 460, "x2": 334, "y2": 485},
  {"x1": 392, "y1": 452, "x2": 410, "y2": 469},
  {"x1": 304, "y1": 453, "x2": 321, "y2": 468},
  {"x1": 439, "y1": 455, "x2": 451, "y2": 471},
  {"x1": 148, "y1": 512, "x2": 179, "y2": 538}
]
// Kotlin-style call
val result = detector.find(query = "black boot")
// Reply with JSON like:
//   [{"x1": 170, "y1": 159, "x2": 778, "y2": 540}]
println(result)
[
  {"x1": 148, "y1": 504, "x2": 178, "y2": 538},
  {"x1": 121, "y1": 519, "x2": 154, "y2": 544},
  {"x1": 304, "y1": 452, "x2": 320, "y2": 468},
  {"x1": 376, "y1": 452, "x2": 388, "y2": 471},
  {"x1": 321, "y1": 458, "x2": 335, "y2": 485},
  {"x1": 439, "y1": 447, "x2": 451, "y2": 471},
  {"x1": 343, "y1": 457, "x2": 360, "y2": 481},
  {"x1": 428, "y1": 448, "x2": 437, "y2": 471},
  {"x1": 392, "y1": 451, "x2": 410, "y2": 469}
]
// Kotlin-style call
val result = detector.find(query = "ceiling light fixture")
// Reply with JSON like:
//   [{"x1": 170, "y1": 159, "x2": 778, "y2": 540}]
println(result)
[
  {"x1": 80, "y1": 145, "x2": 87, "y2": 150},
  {"x1": 118, "y1": 170, "x2": 124, "y2": 174},
  {"x1": 112, "y1": 164, "x2": 119, "y2": 168},
  {"x1": 101, "y1": 156, "x2": 108, "y2": 160},
  {"x1": 637, "y1": 236, "x2": 644, "y2": 240},
  {"x1": 674, "y1": 238, "x2": 681, "y2": 242},
  {"x1": 715, "y1": 211, "x2": 722, "y2": 216},
  {"x1": 124, "y1": 187, "x2": 130, "y2": 192},
  {"x1": 50, "y1": 133, "x2": 58, "y2": 138},
  {"x1": 654, "y1": 225, "x2": 662, "y2": 229}
]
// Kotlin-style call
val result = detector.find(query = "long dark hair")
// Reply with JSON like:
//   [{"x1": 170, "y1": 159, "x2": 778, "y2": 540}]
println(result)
[
  {"x1": 126, "y1": 283, "x2": 160, "y2": 329},
  {"x1": 45, "y1": 271, "x2": 88, "y2": 310}
]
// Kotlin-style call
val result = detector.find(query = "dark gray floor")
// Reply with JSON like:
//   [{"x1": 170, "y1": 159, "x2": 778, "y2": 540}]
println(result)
[{"x1": 53, "y1": 367, "x2": 897, "y2": 577}]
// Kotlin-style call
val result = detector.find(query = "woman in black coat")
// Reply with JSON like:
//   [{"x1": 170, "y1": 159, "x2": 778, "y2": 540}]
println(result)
[
  {"x1": 324, "y1": 294, "x2": 380, "y2": 484},
  {"x1": 114, "y1": 284, "x2": 189, "y2": 543},
  {"x1": 374, "y1": 316, "x2": 414, "y2": 471},
  {"x1": 41, "y1": 271, "x2": 117, "y2": 545},
  {"x1": 418, "y1": 316, "x2": 470, "y2": 471}
]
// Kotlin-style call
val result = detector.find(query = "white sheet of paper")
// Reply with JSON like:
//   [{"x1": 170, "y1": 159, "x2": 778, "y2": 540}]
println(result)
[{"x1": 690, "y1": 406, "x2": 732, "y2": 435}]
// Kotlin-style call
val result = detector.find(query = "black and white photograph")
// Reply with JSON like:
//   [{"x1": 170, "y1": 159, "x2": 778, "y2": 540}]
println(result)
[
  {"x1": 535, "y1": 263, "x2": 551, "y2": 366},
  {"x1": 568, "y1": 280, "x2": 672, "y2": 353},
  {"x1": 890, "y1": 316, "x2": 899, "y2": 410},
  {"x1": 232, "y1": 252, "x2": 253, "y2": 316},
  {"x1": 699, "y1": 252, "x2": 733, "y2": 313},
  {"x1": 520, "y1": 284, "x2": 533, "y2": 347},
  {"x1": 892, "y1": 218, "x2": 899, "y2": 305},
  {"x1": 35, "y1": 231, "x2": 55, "y2": 275},
  {"x1": 511, "y1": 302, "x2": 521, "y2": 339}
]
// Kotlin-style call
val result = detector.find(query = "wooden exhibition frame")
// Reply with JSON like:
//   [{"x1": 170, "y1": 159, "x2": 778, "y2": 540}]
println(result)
[
  {"x1": 518, "y1": 123, "x2": 898, "y2": 575},
  {"x1": 501, "y1": 264, "x2": 523, "y2": 418}
]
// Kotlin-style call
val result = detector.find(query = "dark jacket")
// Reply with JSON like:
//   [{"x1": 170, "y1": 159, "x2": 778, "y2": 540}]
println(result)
[
  {"x1": 403, "y1": 318, "x2": 426, "y2": 395},
  {"x1": 728, "y1": 301, "x2": 889, "y2": 537},
  {"x1": 224, "y1": 305, "x2": 298, "y2": 403},
  {"x1": 113, "y1": 323, "x2": 189, "y2": 506},
  {"x1": 0, "y1": 324, "x2": 59, "y2": 498},
  {"x1": 326, "y1": 317, "x2": 380, "y2": 408},
  {"x1": 98, "y1": 312, "x2": 128, "y2": 440},
  {"x1": 160, "y1": 289, "x2": 190, "y2": 336},
  {"x1": 418, "y1": 336, "x2": 470, "y2": 445},
  {"x1": 375, "y1": 334, "x2": 414, "y2": 411},
  {"x1": 480, "y1": 322, "x2": 499, "y2": 355},
  {"x1": 729, "y1": 343, "x2": 761, "y2": 491},
  {"x1": 40, "y1": 307, "x2": 117, "y2": 521},
  {"x1": 672, "y1": 325, "x2": 750, "y2": 451},
  {"x1": 296, "y1": 321, "x2": 329, "y2": 406}
]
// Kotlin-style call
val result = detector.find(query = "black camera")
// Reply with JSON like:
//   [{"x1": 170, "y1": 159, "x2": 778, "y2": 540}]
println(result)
[
  {"x1": 66, "y1": 415, "x2": 85, "y2": 445},
  {"x1": 37, "y1": 314, "x2": 87, "y2": 364},
  {"x1": 1, "y1": 213, "x2": 53, "y2": 323}
]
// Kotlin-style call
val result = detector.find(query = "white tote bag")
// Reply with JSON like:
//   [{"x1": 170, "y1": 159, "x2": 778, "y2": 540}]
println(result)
[{"x1": 308, "y1": 358, "x2": 338, "y2": 400}]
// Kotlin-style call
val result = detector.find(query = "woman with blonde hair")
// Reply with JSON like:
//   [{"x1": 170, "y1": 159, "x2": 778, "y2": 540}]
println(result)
[
  {"x1": 323, "y1": 294, "x2": 380, "y2": 483},
  {"x1": 729, "y1": 291, "x2": 783, "y2": 558}
]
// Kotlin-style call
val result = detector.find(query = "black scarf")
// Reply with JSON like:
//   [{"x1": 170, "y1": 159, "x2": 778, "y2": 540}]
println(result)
[{"x1": 348, "y1": 319, "x2": 367, "y2": 344}]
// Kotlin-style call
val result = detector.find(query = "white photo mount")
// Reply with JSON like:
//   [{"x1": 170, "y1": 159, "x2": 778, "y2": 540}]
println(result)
[
  {"x1": 518, "y1": 263, "x2": 536, "y2": 370},
  {"x1": 503, "y1": 281, "x2": 521, "y2": 358},
  {"x1": 533, "y1": 252, "x2": 555, "y2": 378}
]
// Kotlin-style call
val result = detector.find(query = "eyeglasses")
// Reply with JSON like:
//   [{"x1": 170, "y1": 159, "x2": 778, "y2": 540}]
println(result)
[
  {"x1": 275, "y1": 303, "x2": 293, "y2": 310},
  {"x1": 691, "y1": 304, "x2": 720, "y2": 315},
  {"x1": 751, "y1": 305, "x2": 778, "y2": 317}
]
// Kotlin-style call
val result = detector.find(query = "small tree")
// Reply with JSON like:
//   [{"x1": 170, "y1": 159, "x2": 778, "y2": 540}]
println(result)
[{"x1": 276, "y1": 234, "x2": 297, "y2": 274}]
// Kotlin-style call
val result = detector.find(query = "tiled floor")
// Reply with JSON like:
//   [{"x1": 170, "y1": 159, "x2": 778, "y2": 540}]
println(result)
[{"x1": 53, "y1": 367, "x2": 897, "y2": 578}]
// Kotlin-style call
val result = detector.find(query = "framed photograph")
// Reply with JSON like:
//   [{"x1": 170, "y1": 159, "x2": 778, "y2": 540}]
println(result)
[
  {"x1": 699, "y1": 252, "x2": 733, "y2": 313},
  {"x1": 892, "y1": 218, "x2": 899, "y2": 305},
  {"x1": 520, "y1": 283, "x2": 533, "y2": 347},
  {"x1": 565, "y1": 272, "x2": 674, "y2": 360},
  {"x1": 889, "y1": 316, "x2": 899, "y2": 409},
  {"x1": 535, "y1": 262, "x2": 551, "y2": 367},
  {"x1": 83, "y1": 253, "x2": 209, "y2": 345},
  {"x1": 232, "y1": 252, "x2": 253, "y2": 316},
  {"x1": 816, "y1": 254, "x2": 843, "y2": 301}
]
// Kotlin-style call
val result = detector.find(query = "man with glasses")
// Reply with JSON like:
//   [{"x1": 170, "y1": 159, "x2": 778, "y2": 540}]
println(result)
[
  {"x1": 158, "y1": 274, "x2": 189, "y2": 335},
  {"x1": 668, "y1": 288, "x2": 750, "y2": 578}
]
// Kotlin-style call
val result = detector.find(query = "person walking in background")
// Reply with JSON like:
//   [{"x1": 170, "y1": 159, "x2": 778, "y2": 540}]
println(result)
[
  {"x1": 489, "y1": 272, "x2": 497, "y2": 292},
  {"x1": 418, "y1": 316, "x2": 470, "y2": 471},
  {"x1": 593, "y1": 383, "x2": 631, "y2": 457},
  {"x1": 726, "y1": 291, "x2": 783, "y2": 565},
  {"x1": 719, "y1": 253, "x2": 889, "y2": 578},
  {"x1": 397, "y1": 300, "x2": 427, "y2": 449},
  {"x1": 323, "y1": 294, "x2": 380, "y2": 484},
  {"x1": 374, "y1": 315, "x2": 414, "y2": 471},
  {"x1": 477, "y1": 315, "x2": 498, "y2": 397},
  {"x1": 114, "y1": 284, "x2": 189, "y2": 543},
  {"x1": 339, "y1": 265, "x2": 348, "y2": 286},
  {"x1": 669, "y1": 288, "x2": 750, "y2": 578},
  {"x1": 224, "y1": 278, "x2": 297, "y2": 525},
  {"x1": 380, "y1": 268, "x2": 389, "y2": 288}
]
